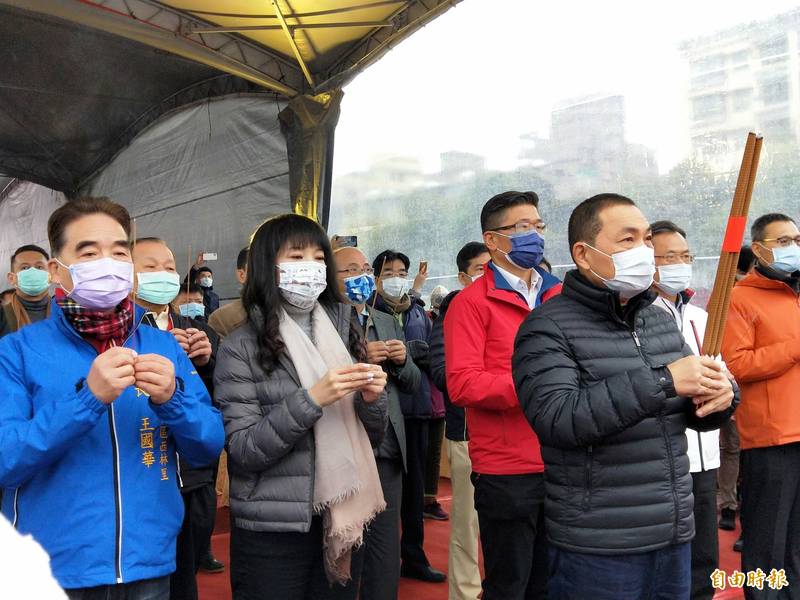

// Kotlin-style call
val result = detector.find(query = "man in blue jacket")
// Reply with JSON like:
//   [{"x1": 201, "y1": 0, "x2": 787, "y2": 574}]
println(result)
[{"x1": 0, "y1": 197, "x2": 224, "y2": 600}]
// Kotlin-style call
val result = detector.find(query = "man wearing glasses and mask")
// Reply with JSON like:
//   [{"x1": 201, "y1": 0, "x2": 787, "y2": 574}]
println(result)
[
  {"x1": 650, "y1": 220, "x2": 721, "y2": 600},
  {"x1": 333, "y1": 246, "x2": 421, "y2": 600},
  {"x1": 722, "y1": 213, "x2": 800, "y2": 597},
  {"x1": 445, "y1": 191, "x2": 562, "y2": 599}
]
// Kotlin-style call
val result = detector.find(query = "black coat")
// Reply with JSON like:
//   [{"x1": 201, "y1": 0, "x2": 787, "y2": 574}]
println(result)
[
  {"x1": 429, "y1": 290, "x2": 468, "y2": 441},
  {"x1": 512, "y1": 270, "x2": 737, "y2": 555},
  {"x1": 140, "y1": 310, "x2": 220, "y2": 492}
]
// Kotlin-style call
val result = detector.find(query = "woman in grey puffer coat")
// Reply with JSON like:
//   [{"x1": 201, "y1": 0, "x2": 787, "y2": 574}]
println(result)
[{"x1": 214, "y1": 215, "x2": 389, "y2": 600}]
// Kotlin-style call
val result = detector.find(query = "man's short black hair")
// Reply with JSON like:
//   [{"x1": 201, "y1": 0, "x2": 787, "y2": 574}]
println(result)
[
  {"x1": 751, "y1": 213, "x2": 796, "y2": 242},
  {"x1": 196, "y1": 266, "x2": 213, "y2": 276},
  {"x1": 650, "y1": 220, "x2": 687, "y2": 239},
  {"x1": 237, "y1": 247, "x2": 249, "y2": 271},
  {"x1": 1, "y1": 288, "x2": 15, "y2": 298},
  {"x1": 480, "y1": 191, "x2": 540, "y2": 232},
  {"x1": 179, "y1": 283, "x2": 204, "y2": 295},
  {"x1": 456, "y1": 242, "x2": 488, "y2": 273},
  {"x1": 738, "y1": 245, "x2": 756, "y2": 273},
  {"x1": 372, "y1": 250, "x2": 410, "y2": 276},
  {"x1": 568, "y1": 193, "x2": 636, "y2": 257},
  {"x1": 11, "y1": 244, "x2": 49, "y2": 270}
]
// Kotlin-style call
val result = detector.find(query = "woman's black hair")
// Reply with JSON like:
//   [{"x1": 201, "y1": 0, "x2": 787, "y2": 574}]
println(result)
[{"x1": 243, "y1": 213, "x2": 366, "y2": 373}]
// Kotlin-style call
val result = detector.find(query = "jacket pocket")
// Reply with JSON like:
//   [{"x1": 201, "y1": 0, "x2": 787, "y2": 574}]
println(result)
[{"x1": 581, "y1": 446, "x2": 593, "y2": 511}]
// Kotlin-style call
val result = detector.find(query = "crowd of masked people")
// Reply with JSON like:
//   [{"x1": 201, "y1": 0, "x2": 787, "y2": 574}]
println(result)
[{"x1": 0, "y1": 190, "x2": 798, "y2": 600}]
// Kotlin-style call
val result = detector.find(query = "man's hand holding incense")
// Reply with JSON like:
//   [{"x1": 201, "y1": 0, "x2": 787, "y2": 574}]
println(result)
[
  {"x1": 667, "y1": 355, "x2": 727, "y2": 398},
  {"x1": 134, "y1": 353, "x2": 177, "y2": 405},
  {"x1": 87, "y1": 347, "x2": 137, "y2": 405}
]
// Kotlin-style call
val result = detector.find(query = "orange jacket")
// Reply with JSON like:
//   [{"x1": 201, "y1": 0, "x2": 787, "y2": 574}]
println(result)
[{"x1": 721, "y1": 271, "x2": 800, "y2": 450}]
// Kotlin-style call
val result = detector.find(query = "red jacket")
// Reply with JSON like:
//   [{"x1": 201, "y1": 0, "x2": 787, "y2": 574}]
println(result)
[{"x1": 444, "y1": 263, "x2": 562, "y2": 475}]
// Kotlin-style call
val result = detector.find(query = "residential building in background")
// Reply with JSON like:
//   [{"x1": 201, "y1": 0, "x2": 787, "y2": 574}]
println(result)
[{"x1": 681, "y1": 9, "x2": 800, "y2": 171}]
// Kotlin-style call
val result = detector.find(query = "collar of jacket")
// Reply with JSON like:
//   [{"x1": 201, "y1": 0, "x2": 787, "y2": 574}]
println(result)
[
  {"x1": 562, "y1": 269, "x2": 657, "y2": 327},
  {"x1": 752, "y1": 265, "x2": 800, "y2": 294},
  {"x1": 485, "y1": 262, "x2": 560, "y2": 309}
]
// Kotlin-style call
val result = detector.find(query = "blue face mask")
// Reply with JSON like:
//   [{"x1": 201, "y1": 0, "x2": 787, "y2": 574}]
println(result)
[
  {"x1": 770, "y1": 244, "x2": 800, "y2": 273},
  {"x1": 344, "y1": 274, "x2": 376, "y2": 304},
  {"x1": 497, "y1": 229, "x2": 545, "y2": 269},
  {"x1": 16, "y1": 267, "x2": 50, "y2": 296},
  {"x1": 179, "y1": 302, "x2": 205, "y2": 319}
]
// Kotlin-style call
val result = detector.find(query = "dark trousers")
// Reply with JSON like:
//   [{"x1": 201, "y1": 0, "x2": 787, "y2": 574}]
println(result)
[
  {"x1": 401, "y1": 417, "x2": 430, "y2": 569},
  {"x1": 66, "y1": 576, "x2": 170, "y2": 600},
  {"x1": 471, "y1": 472, "x2": 547, "y2": 600},
  {"x1": 690, "y1": 468, "x2": 719, "y2": 600},
  {"x1": 230, "y1": 517, "x2": 364, "y2": 600},
  {"x1": 548, "y1": 542, "x2": 690, "y2": 600},
  {"x1": 360, "y1": 458, "x2": 403, "y2": 600},
  {"x1": 741, "y1": 442, "x2": 800, "y2": 600},
  {"x1": 424, "y1": 417, "x2": 446, "y2": 500},
  {"x1": 170, "y1": 483, "x2": 217, "y2": 600}
]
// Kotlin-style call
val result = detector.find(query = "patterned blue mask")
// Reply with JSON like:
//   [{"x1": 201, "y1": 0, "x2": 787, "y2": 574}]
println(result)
[{"x1": 344, "y1": 274, "x2": 376, "y2": 304}]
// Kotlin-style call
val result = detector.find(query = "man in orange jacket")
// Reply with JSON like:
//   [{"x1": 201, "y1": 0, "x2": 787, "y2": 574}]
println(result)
[{"x1": 722, "y1": 212, "x2": 800, "y2": 597}]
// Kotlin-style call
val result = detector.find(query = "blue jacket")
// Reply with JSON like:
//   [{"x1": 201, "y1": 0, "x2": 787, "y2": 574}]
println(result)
[{"x1": 0, "y1": 300, "x2": 225, "y2": 589}]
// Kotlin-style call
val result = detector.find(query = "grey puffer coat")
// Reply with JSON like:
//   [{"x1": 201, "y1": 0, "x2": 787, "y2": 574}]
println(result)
[{"x1": 214, "y1": 302, "x2": 388, "y2": 532}]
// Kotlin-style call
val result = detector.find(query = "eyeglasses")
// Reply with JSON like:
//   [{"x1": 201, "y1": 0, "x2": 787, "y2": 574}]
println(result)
[
  {"x1": 380, "y1": 270, "x2": 407, "y2": 279},
  {"x1": 337, "y1": 264, "x2": 374, "y2": 277},
  {"x1": 654, "y1": 253, "x2": 695, "y2": 264},
  {"x1": 493, "y1": 220, "x2": 547, "y2": 235},
  {"x1": 759, "y1": 235, "x2": 800, "y2": 248}
]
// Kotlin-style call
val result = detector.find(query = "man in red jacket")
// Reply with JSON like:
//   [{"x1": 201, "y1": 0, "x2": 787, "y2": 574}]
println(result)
[{"x1": 444, "y1": 191, "x2": 561, "y2": 600}]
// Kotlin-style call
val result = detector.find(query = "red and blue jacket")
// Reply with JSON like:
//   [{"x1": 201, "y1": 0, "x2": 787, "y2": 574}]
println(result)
[
  {"x1": 0, "y1": 300, "x2": 224, "y2": 589},
  {"x1": 444, "y1": 262, "x2": 561, "y2": 475}
]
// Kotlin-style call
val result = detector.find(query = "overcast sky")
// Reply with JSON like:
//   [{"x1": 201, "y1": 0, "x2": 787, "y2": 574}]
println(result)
[{"x1": 333, "y1": 0, "x2": 800, "y2": 177}]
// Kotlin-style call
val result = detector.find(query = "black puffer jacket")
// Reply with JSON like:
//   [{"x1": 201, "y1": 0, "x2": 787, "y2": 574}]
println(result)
[{"x1": 512, "y1": 270, "x2": 737, "y2": 555}]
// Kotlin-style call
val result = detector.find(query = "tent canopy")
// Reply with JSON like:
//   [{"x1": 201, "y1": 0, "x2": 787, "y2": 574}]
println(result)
[{"x1": 0, "y1": 0, "x2": 460, "y2": 195}]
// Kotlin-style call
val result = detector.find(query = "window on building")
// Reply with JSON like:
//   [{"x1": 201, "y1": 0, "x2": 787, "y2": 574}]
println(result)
[
  {"x1": 762, "y1": 78, "x2": 790, "y2": 104},
  {"x1": 730, "y1": 49, "x2": 750, "y2": 68},
  {"x1": 731, "y1": 88, "x2": 753, "y2": 111},
  {"x1": 692, "y1": 94, "x2": 727, "y2": 121},
  {"x1": 758, "y1": 35, "x2": 789, "y2": 62}
]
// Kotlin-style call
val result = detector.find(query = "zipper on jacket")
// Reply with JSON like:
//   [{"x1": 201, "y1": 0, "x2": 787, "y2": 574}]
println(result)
[
  {"x1": 632, "y1": 331, "x2": 643, "y2": 354},
  {"x1": 581, "y1": 445, "x2": 593, "y2": 511},
  {"x1": 108, "y1": 406, "x2": 124, "y2": 583},
  {"x1": 658, "y1": 414, "x2": 681, "y2": 543},
  {"x1": 12, "y1": 487, "x2": 19, "y2": 528},
  {"x1": 696, "y1": 431, "x2": 705, "y2": 472},
  {"x1": 59, "y1": 311, "x2": 136, "y2": 584}
]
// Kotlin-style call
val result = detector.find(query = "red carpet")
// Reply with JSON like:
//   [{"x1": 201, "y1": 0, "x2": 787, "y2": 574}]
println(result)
[{"x1": 198, "y1": 479, "x2": 744, "y2": 600}]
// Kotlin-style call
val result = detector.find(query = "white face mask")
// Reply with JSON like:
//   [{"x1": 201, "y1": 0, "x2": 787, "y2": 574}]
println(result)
[
  {"x1": 199, "y1": 276, "x2": 213, "y2": 288},
  {"x1": 278, "y1": 261, "x2": 327, "y2": 309},
  {"x1": 586, "y1": 243, "x2": 656, "y2": 298},
  {"x1": 381, "y1": 276, "x2": 409, "y2": 299},
  {"x1": 656, "y1": 263, "x2": 692, "y2": 295}
]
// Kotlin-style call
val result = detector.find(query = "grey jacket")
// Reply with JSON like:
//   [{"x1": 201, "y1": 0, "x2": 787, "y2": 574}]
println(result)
[
  {"x1": 214, "y1": 302, "x2": 389, "y2": 532},
  {"x1": 367, "y1": 306, "x2": 421, "y2": 470}
]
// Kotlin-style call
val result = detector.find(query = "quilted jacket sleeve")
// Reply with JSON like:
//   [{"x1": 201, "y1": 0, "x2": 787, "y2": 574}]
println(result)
[{"x1": 214, "y1": 334, "x2": 323, "y2": 472}]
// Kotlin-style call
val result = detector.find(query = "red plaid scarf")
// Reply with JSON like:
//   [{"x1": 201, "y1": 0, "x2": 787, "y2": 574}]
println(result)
[{"x1": 55, "y1": 289, "x2": 134, "y2": 352}]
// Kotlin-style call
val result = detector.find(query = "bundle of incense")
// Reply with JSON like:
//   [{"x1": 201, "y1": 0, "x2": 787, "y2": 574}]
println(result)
[{"x1": 702, "y1": 132, "x2": 763, "y2": 356}]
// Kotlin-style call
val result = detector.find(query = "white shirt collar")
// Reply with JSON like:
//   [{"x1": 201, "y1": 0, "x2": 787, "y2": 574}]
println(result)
[
  {"x1": 146, "y1": 307, "x2": 171, "y2": 331},
  {"x1": 492, "y1": 262, "x2": 542, "y2": 309}
]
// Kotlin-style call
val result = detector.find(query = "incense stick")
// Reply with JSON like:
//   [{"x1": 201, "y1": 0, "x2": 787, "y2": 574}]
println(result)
[
  {"x1": 364, "y1": 256, "x2": 388, "y2": 334},
  {"x1": 703, "y1": 132, "x2": 763, "y2": 356}
]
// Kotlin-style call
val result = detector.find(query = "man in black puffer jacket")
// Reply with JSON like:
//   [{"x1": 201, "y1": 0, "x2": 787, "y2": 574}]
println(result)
[{"x1": 513, "y1": 194, "x2": 737, "y2": 600}]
